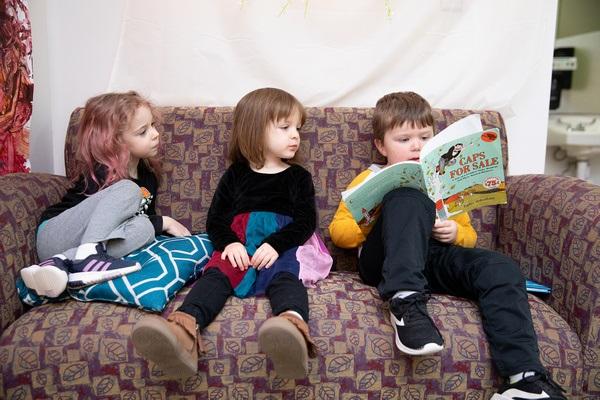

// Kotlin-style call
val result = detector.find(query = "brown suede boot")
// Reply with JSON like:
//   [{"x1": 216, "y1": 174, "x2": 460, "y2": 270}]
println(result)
[
  {"x1": 131, "y1": 311, "x2": 203, "y2": 377},
  {"x1": 258, "y1": 311, "x2": 317, "y2": 379}
]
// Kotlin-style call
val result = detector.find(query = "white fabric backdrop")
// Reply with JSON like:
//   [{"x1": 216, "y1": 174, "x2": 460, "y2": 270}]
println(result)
[{"x1": 108, "y1": 0, "x2": 558, "y2": 174}]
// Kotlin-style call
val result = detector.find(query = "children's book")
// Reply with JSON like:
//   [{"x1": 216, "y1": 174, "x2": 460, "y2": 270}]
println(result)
[
  {"x1": 525, "y1": 280, "x2": 551, "y2": 294},
  {"x1": 342, "y1": 114, "x2": 507, "y2": 226}
]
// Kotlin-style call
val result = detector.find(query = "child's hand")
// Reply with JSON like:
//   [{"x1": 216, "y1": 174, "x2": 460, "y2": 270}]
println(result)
[
  {"x1": 162, "y1": 216, "x2": 191, "y2": 237},
  {"x1": 251, "y1": 243, "x2": 279, "y2": 270},
  {"x1": 222, "y1": 242, "x2": 250, "y2": 270},
  {"x1": 432, "y1": 219, "x2": 458, "y2": 243}
]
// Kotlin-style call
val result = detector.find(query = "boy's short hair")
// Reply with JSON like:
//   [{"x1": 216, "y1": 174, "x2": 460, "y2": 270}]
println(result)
[{"x1": 372, "y1": 92, "x2": 434, "y2": 141}]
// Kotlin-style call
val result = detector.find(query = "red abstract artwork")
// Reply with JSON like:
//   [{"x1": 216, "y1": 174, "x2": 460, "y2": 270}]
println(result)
[{"x1": 0, "y1": 0, "x2": 32, "y2": 175}]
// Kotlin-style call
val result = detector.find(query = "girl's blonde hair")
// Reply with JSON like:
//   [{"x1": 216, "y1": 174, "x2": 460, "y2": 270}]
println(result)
[
  {"x1": 229, "y1": 88, "x2": 306, "y2": 167},
  {"x1": 72, "y1": 91, "x2": 161, "y2": 190}
]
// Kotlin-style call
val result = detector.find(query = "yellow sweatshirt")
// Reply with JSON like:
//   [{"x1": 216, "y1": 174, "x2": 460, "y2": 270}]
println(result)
[{"x1": 328, "y1": 166, "x2": 477, "y2": 249}]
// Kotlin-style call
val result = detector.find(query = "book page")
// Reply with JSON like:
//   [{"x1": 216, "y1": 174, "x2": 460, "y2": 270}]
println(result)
[
  {"x1": 341, "y1": 162, "x2": 426, "y2": 226},
  {"x1": 420, "y1": 114, "x2": 483, "y2": 159}
]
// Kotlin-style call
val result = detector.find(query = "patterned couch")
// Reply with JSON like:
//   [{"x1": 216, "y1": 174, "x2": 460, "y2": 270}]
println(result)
[{"x1": 1, "y1": 107, "x2": 599, "y2": 399}]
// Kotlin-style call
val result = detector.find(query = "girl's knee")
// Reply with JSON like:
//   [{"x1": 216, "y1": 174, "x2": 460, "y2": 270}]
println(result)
[
  {"x1": 140, "y1": 218, "x2": 156, "y2": 245},
  {"x1": 112, "y1": 179, "x2": 139, "y2": 192},
  {"x1": 128, "y1": 216, "x2": 155, "y2": 245},
  {"x1": 111, "y1": 180, "x2": 141, "y2": 202}
]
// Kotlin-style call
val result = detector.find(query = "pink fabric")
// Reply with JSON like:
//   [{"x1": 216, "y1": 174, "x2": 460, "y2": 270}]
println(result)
[{"x1": 297, "y1": 232, "x2": 332, "y2": 287}]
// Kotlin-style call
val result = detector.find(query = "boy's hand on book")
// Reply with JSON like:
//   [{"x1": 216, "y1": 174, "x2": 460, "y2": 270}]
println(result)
[
  {"x1": 251, "y1": 243, "x2": 279, "y2": 270},
  {"x1": 432, "y1": 219, "x2": 458, "y2": 243},
  {"x1": 222, "y1": 242, "x2": 250, "y2": 270}
]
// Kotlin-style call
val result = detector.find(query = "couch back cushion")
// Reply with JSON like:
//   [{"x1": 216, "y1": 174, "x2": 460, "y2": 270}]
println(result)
[{"x1": 65, "y1": 107, "x2": 507, "y2": 272}]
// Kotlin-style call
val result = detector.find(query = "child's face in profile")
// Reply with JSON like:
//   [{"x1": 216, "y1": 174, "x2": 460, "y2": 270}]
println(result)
[
  {"x1": 263, "y1": 111, "x2": 302, "y2": 163},
  {"x1": 122, "y1": 105, "x2": 160, "y2": 161},
  {"x1": 375, "y1": 121, "x2": 433, "y2": 166}
]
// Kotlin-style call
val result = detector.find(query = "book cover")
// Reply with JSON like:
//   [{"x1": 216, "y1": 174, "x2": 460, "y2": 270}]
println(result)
[
  {"x1": 525, "y1": 280, "x2": 551, "y2": 294},
  {"x1": 342, "y1": 114, "x2": 507, "y2": 225}
]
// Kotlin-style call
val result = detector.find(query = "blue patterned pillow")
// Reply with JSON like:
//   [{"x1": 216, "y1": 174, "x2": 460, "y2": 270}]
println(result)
[
  {"x1": 68, "y1": 234, "x2": 213, "y2": 311},
  {"x1": 16, "y1": 278, "x2": 70, "y2": 307},
  {"x1": 17, "y1": 234, "x2": 213, "y2": 312}
]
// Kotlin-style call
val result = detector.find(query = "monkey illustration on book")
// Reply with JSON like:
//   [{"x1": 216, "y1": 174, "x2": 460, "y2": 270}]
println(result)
[{"x1": 436, "y1": 143, "x2": 464, "y2": 175}]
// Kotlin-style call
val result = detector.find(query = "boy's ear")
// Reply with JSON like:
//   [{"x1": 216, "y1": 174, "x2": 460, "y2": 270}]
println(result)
[{"x1": 374, "y1": 138, "x2": 387, "y2": 157}]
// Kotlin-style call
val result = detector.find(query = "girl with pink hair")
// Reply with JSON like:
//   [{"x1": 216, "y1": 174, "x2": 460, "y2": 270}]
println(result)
[{"x1": 20, "y1": 91, "x2": 190, "y2": 297}]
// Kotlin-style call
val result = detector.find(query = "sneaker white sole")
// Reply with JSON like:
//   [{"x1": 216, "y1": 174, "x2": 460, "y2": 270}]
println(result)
[
  {"x1": 489, "y1": 394, "x2": 512, "y2": 400},
  {"x1": 258, "y1": 317, "x2": 309, "y2": 379},
  {"x1": 20, "y1": 265, "x2": 68, "y2": 298},
  {"x1": 68, "y1": 263, "x2": 141, "y2": 288},
  {"x1": 390, "y1": 312, "x2": 444, "y2": 356},
  {"x1": 490, "y1": 390, "x2": 553, "y2": 400},
  {"x1": 131, "y1": 316, "x2": 197, "y2": 378}
]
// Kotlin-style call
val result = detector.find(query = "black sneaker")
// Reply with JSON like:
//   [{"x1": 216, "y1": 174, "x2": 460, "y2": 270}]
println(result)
[
  {"x1": 491, "y1": 372, "x2": 567, "y2": 400},
  {"x1": 20, "y1": 256, "x2": 71, "y2": 298},
  {"x1": 67, "y1": 244, "x2": 141, "y2": 288},
  {"x1": 389, "y1": 292, "x2": 444, "y2": 355}
]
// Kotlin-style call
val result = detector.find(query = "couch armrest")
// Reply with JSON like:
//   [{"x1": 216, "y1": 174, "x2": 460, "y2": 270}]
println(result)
[
  {"x1": 0, "y1": 173, "x2": 70, "y2": 334},
  {"x1": 497, "y1": 174, "x2": 600, "y2": 355}
]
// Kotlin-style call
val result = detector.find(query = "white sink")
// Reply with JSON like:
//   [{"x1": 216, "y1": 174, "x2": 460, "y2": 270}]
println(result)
[
  {"x1": 547, "y1": 114, "x2": 600, "y2": 147},
  {"x1": 547, "y1": 113, "x2": 600, "y2": 180}
]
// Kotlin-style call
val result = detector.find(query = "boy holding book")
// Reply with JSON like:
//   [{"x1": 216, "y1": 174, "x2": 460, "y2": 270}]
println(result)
[{"x1": 328, "y1": 92, "x2": 566, "y2": 400}]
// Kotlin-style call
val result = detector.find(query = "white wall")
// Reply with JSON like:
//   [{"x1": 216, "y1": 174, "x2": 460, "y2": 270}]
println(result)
[
  {"x1": 29, "y1": 0, "x2": 126, "y2": 175},
  {"x1": 545, "y1": 31, "x2": 600, "y2": 184},
  {"x1": 29, "y1": 1, "x2": 558, "y2": 178}
]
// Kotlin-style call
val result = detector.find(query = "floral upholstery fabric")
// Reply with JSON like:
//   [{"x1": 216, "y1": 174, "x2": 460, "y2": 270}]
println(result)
[
  {"x1": 1, "y1": 107, "x2": 598, "y2": 398},
  {"x1": 498, "y1": 174, "x2": 600, "y2": 397},
  {"x1": 0, "y1": 173, "x2": 70, "y2": 332},
  {"x1": 64, "y1": 107, "x2": 507, "y2": 270},
  {"x1": 0, "y1": 273, "x2": 581, "y2": 399}
]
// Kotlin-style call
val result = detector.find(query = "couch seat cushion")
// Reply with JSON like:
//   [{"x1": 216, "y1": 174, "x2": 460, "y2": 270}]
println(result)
[{"x1": 0, "y1": 272, "x2": 580, "y2": 399}]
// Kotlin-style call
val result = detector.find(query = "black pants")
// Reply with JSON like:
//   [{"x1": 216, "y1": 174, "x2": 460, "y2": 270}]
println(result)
[
  {"x1": 178, "y1": 268, "x2": 309, "y2": 329},
  {"x1": 359, "y1": 187, "x2": 544, "y2": 377}
]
